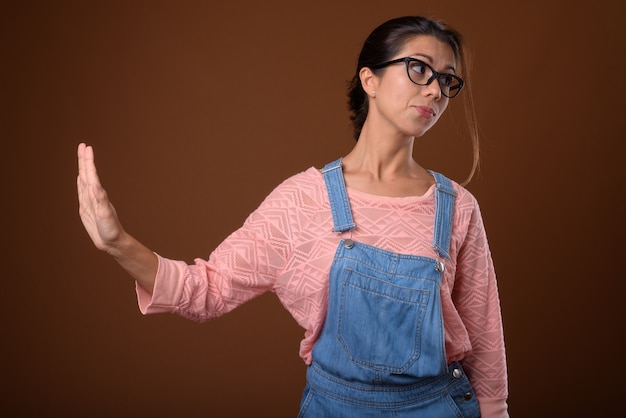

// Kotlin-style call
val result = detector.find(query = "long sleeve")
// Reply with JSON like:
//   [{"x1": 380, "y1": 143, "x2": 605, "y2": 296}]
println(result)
[
  {"x1": 135, "y1": 175, "x2": 306, "y2": 321},
  {"x1": 453, "y1": 198, "x2": 509, "y2": 417}
]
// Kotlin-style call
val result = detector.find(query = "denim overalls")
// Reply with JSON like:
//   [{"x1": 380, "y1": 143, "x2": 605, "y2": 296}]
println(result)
[{"x1": 297, "y1": 159, "x2": 480, "y2": 417}]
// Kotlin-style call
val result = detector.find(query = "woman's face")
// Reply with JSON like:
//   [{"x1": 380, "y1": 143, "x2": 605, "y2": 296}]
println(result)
[{"x1": 366, "y1": 35, "x2": 458, "y2": 138}]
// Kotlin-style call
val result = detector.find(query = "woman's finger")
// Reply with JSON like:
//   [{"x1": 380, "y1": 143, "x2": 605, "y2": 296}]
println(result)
[{"x1": 82, "y1": 144, "x2": 100, "y2": 189}]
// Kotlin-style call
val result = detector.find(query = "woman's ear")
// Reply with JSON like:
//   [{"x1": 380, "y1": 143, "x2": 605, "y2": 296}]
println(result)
[{"x1": 359, "y1": 67, "x2": 377, "y2": 98}]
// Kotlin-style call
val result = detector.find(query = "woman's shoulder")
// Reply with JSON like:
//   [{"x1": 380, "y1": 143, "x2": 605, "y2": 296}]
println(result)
[
  {"x1": 444, "y1": 177, "x2": 489, "y2": 231},
  {"x1": 431, "y1": 171, "x2": 479, "y2": 208},
  {"x1": 262, "y1": 166, "x2": 327, "y2": 208},
  {"x1": 280, "y1": 166, "x2": 324, "y2": 187},
  {"x1": 273, "y1": 166, "x2": 325, "y2": 194},
  {"x1": 431, "y1": 174, "x2": 481, "y2": 223},
  {"x1": 451, "y1": 181, "x2": 479, "y2": 208}
]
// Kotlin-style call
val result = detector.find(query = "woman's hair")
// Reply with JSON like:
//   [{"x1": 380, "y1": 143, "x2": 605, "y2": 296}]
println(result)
[{"x1": 347, "y1": 16, "x2": 479, "y2": 185}]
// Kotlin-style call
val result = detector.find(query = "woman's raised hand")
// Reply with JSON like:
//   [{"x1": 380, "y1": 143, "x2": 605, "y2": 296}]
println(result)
[
  {"x1": 77, "y1": 143, "x2": 158, "y2": 291},
  {"x1": 77, "y1": 143, "x2": 126, "y2": 254}
]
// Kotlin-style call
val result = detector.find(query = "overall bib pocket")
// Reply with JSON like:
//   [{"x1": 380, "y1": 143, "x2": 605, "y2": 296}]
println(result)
[{"x1": 337, "y1": 267, "x2": 430, "y2": 374}]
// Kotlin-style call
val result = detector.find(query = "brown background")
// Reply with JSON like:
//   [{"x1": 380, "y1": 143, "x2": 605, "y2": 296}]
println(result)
[{"x1": 2, "y1": 0, "x2": 624, "y2": 416}]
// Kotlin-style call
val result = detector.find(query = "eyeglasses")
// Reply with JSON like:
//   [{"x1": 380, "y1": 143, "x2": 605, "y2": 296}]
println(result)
[{"x1": 370, "y1": 57, "x2": 465, "y2": 98}]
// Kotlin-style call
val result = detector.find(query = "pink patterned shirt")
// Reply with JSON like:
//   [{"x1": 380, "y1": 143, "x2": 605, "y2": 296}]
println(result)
[{"x1": 136, "y1": 166, "x2": 508, "y2": 417}]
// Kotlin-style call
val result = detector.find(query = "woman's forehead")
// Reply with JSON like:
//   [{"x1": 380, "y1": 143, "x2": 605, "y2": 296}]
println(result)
[{"x1": 397, "y1": 35, "x2": 456, "y2": 67}]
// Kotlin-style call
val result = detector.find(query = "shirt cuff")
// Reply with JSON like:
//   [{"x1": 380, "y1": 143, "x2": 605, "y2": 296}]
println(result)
[
  {"x1": 135, "y1": 253, "x2": 186, "y2": 314},
  {"x1": 478, "y1": 397, "x2": 509, "y2": 418}
]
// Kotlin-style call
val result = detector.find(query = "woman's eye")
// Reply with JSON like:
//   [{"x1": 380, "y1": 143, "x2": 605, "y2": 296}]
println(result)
[
  {"x1": 410, "y1": 63, "x2": 426, "y2": 74},
  {"x1": 440, "y1": 75, "x2": 453, "y2": 86}
]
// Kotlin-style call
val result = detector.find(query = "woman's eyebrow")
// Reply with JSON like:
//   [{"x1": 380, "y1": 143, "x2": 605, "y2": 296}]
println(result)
[{"x1": 411, "y1": 53, "x2": 457, "y2": 73}]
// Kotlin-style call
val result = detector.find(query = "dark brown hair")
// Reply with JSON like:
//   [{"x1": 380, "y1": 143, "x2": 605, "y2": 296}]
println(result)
[{"x1": 347, "y1": 16, "x2": 479, "y2": 184}]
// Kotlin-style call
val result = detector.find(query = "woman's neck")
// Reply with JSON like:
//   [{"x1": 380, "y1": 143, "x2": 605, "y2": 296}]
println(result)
[{"x1": 341, "y1": 128, "x2": 434, "y2": 197}]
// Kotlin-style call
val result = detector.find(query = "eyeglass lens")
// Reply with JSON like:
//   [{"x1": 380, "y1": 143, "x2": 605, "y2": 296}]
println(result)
[{"x1": 407, "y1": 60, "x2": 461, "y2": 98}]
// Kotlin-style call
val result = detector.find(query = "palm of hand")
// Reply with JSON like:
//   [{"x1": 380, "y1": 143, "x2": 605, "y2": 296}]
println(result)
[{"x1": 77, "y1": 143, "x2": 125, "y2": 253}]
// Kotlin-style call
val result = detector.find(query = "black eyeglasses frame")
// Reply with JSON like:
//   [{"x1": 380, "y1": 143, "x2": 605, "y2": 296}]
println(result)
[{"x1": 369, "y1": 57, "x2": 465, "y2": 98}]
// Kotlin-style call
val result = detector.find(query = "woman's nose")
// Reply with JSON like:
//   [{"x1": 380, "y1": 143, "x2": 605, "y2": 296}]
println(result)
[{"x1": 423, "y1": 78, "x2": 443, "y2": 100}]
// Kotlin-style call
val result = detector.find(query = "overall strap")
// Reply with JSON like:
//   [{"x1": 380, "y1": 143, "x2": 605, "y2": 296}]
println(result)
[
  {"x1": 321, "y1": 159, "x2": 356, "y2": 233},
  {"x1": 428, "y1": 171, "x2": 457, "y2": 260}
]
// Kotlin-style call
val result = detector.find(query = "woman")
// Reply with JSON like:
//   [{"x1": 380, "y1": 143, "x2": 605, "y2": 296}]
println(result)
[{"x1": 78, "y1": 16, "x2": 508, "y2": 417}]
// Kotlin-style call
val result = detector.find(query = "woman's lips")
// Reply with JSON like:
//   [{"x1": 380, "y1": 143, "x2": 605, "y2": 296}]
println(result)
[{"x1": 415, "y1": 106, "x2": 435, "y2": 118}]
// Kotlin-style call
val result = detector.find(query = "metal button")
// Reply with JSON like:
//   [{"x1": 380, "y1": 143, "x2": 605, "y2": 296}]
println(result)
[
  {"x1": 343, "y1": 239, "x2": 354, "y2": 249},
  {"x1": 463, "y1": 392, "x2": 473, "y2": 401},
  {"x1": 452, "y1": 368, "x2": 462, "y2": 379},
  {"x1": 435, "y1": 261, "x2": 445, "y2": 273}
]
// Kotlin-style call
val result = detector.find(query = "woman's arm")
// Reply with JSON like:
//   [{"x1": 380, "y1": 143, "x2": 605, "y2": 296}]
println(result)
[
  {"x1": 77, "y1": 143, "x2": 157, "y2": 293},
  {"x1": 454, "y1": 195, "x2": 509, "y2": 418}
]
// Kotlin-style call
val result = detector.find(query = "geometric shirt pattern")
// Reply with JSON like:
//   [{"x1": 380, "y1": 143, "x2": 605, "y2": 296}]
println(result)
[{"x1": 136, "y1": 167, "x2": 508, "y2": 412}]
